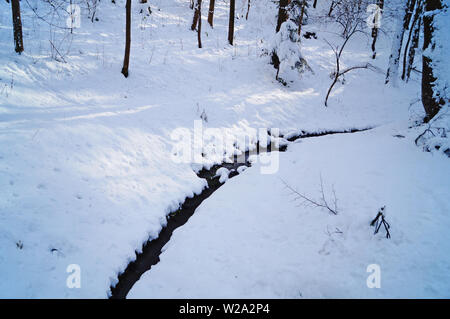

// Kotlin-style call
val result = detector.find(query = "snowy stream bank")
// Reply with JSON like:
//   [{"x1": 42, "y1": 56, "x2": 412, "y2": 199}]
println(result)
[{"x1": 110, "y1": 127, "x2": 372, "y2": 299}]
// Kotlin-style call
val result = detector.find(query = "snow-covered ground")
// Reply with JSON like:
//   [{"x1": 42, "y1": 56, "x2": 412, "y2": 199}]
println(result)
[
  {"x1": 0, "y1": 0, "x2": 448, "y2": 298},
  {"x1": 129, "y1": 125, "x2": 450, "y2": 298}
]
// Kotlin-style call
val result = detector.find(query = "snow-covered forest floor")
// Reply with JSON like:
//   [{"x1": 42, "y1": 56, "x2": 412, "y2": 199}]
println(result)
[{"x1": 0, "y1": 0, "x2": 449, "y2": 298}]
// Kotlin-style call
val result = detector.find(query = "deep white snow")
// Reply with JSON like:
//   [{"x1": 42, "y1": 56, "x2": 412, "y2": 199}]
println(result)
[
  {"x1": 0, "y1": 0, "x2": 448, "y2": 298},
  {"x1": 129, "y1": 124, "x2": 450, "y2": 298}
]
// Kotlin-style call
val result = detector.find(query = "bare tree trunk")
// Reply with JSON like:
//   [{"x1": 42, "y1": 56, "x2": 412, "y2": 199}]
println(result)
[
  {"x1": 121, "y1": 0, "x2": 131, "y2": 78},
  {"x1": 385, "y1": 0, "x2": 419, "y2": 82},
  {"x1": 228, "y1": 0, "x2": 235, "y2": 45},
  {"x1": 276, "y1": 0, "x2": 290, "y2": 32},
  {"x1": 401, "y1": 0, "x2": 422, "y2": 80},
  {"x1": 313, "y1": 0, "x2": 318, "y2": 9},
  {"x1": 328, "y1": 0, "x2": 336, "y2": 16},
  {"x1": 385, "y1": 1, "x2": 410, "y2": 85},
  {"x1": 11, "y1": 0, "x2": 24, "y2": 53},
  {"x1": 422, "y1": 0, "x2": 444, "y2": 122},
  {"x1": 191, "y1": 3, "x2": 200, "y2": 30},
  {"x1": 406, "y1": 15, "x2": 421, "y2": 81},
  {"x1": 197, "y1": 0, "x2": 202, "y2": 48},
  {"x1": 404, "y1": 0, "x2": 417, "y2": 30},
  {"x1": 207, "y1": 0, "x2": 215, "y2": 27},
  {"x1": 325, "y1": 52, "x2": 341, "y2": 107},
  {"x1": 246, "y1": 0, "x2": 250, "y2": 20},
  {"x1": 325, "y1": 26, "x2": 363, "y2": 106},
  {"x1": 298, "y1": 0, "x2": 306, "y2": 36}
]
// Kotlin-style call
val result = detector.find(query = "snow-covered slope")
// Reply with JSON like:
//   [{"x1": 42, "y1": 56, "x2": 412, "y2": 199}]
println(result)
[{"x1": 0, "y1": 0, "x2": 446, "y2": 298}]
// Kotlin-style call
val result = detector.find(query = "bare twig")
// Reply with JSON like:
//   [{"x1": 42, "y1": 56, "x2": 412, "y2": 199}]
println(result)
[
  {"x1": 324, "y1": 38, "x2": 380, "y2": 106},
  {"x1": 326, "y1": 225, "x2": 343, "y2": 236},
  {"x1": 323, "y1": 3, "x2": 376, "y2": 106},
  {"x1": 370, "y1": 206, "x2": 391, "y2": 238},
  {"x1": 49, "y1": 40, "x2": 67, "y2": 63},
  {"x1": 415, "y1": 124, "x2": 434, "y2": 145},
  {"x1": 24, "y1": 0, "x2": 72, "y2": 30},
  {"x1": 339, "y1": 62, "x2": 383, "y2": 76},
  {"x1": 281, "y1": 177, "x2": 338, "y2": 215}
]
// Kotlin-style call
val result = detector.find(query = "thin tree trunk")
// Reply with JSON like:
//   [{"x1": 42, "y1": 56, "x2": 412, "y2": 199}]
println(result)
[
  {"x1": 406, "y1": 15, "x2": 421, "y2": 81},
  {"x1": 422, "y1": 0, "x2": 444, "y2": 122},
  {"x1": 401, "y1": 0, "x2": 422, "y2": 80},
  {"x1": 228, "y1": 0, "x2": 235, "y2": 45},
  {"x1": 385, "y1": 1, "x2": 410, "y2": 85},
  {"x1": 207, "y1": 0, "x2": 215, "y2": 27},
  {"x1": 121, "y1": 0, "x2": 131, "y2": 78},
  {"x1": 325, "y1": 51, "x2": 340, "y2": 107},
  {"x1": 325, "y1": 26, "x2": 360, "y2": 106},
  {"x1": 11, "y1": 0, "x2": 24, "y2": 53},
  {"x1": 276, "y1": 0, "x2": 290, "y2": 32},
  {"x1": 298, "y1": 0, "x2": 306, "y2": 36},
  {"x1": 404, "y1": 0, "x2": 417, "y2": 30},
  {"x1": 328, "y1": 0, "x2": 336, "y2": 16},
  {"x1": 246, "y1": 0, "x2": 250, "y2": 20},
  {"x1": 197, "y1": 0, "x2": 202, "y2": 48},
  {"x1": 191, "y1": 4, "x2": 200, "y2": 30},
  {"x1": 385, "y1": 0, "x2": 416, "y2": 74},
  {"x1": 313, "y1": 0, "x2": 317, "y2": 9}
]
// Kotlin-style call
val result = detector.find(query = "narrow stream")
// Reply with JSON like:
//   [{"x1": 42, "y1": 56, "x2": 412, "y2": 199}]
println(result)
[{"x1": 109, "y1": 127, "x2": 372, "y2": 299}]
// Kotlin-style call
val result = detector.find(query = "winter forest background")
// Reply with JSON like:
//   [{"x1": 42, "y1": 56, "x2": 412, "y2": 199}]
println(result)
[{"x1": 0, "y1": 0, "x2": 449, "y2": 298}]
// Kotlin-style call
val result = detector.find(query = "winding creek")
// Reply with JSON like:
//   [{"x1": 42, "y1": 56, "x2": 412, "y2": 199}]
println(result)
[{"x1": 109, "y1": 127, "x2": 373, "y2": 299}]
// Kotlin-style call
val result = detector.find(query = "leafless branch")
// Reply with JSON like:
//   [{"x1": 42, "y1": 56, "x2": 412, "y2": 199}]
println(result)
[
  {"x1": 339, "y1": 63, "x2": 382, "y2": 76},
  {"x1": 370, "y1": 206, "x2": 391, "y2": 239},
  {"x1": 49, "y1": 40, "x2": 67, "y2": 63},
  {"x1": 24, "y1": 0, "x2": 72, "y2": 30},
  {"x1": 324, "y1": 26, "x2": 380, "y2": 107},
  {"x1": 281, "y1": 177, "x2": 338, "y2": 215}
]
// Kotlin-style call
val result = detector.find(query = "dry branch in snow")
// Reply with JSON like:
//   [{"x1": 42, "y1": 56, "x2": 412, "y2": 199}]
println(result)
[{"x1": 281, "y1": 176, "x2": 338, "y2": 215}]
